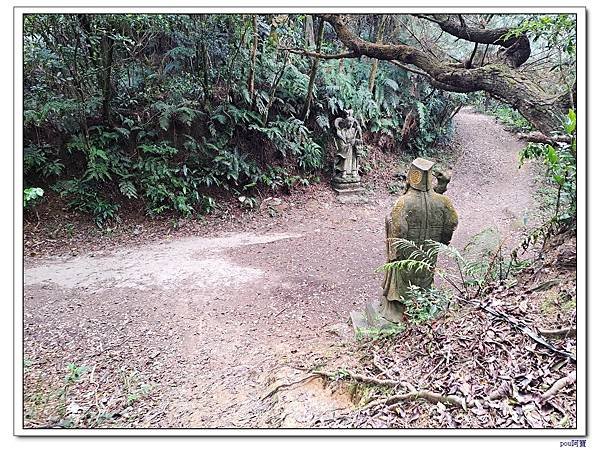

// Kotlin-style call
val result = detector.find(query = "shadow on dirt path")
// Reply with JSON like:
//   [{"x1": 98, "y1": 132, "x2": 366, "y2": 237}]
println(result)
[{"x1": 23, "y1": 109, "x2": 535, "y2": 428}]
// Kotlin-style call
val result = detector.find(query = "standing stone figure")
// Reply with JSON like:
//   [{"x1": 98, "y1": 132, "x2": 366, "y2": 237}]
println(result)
[
  {"x1": 433, "y1": 168, "x2": 452, "y2": 194},
  {"x1": 381, "y1": 158, "x2": 459, "y2": 323},
  {"x1": 332, "y1": 109, "x2": 362, "y2": 189}
]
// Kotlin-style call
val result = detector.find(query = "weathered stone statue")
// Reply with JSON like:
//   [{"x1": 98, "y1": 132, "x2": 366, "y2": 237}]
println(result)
[
  {"x1": 332, "y1": 109, "x2": 363, "y2": 191},
  {"x1": 381, "y1": 158, "x2": 459, "y2": 323},
  {"x1": 433, "y1": 168, "x2": 452, "y2": 194}
]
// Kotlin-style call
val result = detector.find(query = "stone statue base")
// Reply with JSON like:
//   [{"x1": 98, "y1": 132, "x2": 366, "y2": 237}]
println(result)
[
  {"x1": 380, "y1": 298, "x2": 407, "y2": 323},
  {"x1": 332, "y1": 180, "x2": 367, "y2": 204},
  {"x1": 332, "y1": 181, "x2": 364, "y2": 194},
  {"x1": 349, "y1": 301, "x2": 403, "y2": 338}
]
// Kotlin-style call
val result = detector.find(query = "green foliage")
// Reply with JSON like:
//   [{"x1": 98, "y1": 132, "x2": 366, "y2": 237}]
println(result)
[
  {"x1": 249, "y1": 118, "x2": 323, "y2": 170},
  {"x1": 491, "y1": 105, "x2": 533, "y2": 133},
  {"x1": 402, "y1": 285, "x2": 451, "y2": 325},
  {"x1": 471, "y1": 95, "x2": 534, "y2": 133},
  {"x1": 356, "y1": 322, "x2": 406, "y2": 341},
  {"x1": 408, "y1": 92, "x2": 467, "y2": 154},
  {"x1": 238, "y1": 195, "x2": 258, "y2": 210},
  {"x1": 387, "y1": 181, "x2": 404, "y2": 195},
  {"x1": 24, "y1": 144, "x2": 64, "y2": 178},
  {"x1": 64, "y1": 363, "x2": 88, "y2": 384},
  {"x1": 506, "y1": 14, "x2": 576, "y2": 57},
  {"x1": 53, "y1": 179, "x2": 120, "y2": 227},
  {"x1": 258, "y1": 166, "x2": 309, "y2": 191},
  {"x1": 119, "y1": 368, "x2": 153, "y2": 406},
  {"x1": 153, "y1": 100, "x2": 201, "y2": 131},
  {"x1": 22, "y1": 13, "x2": 470, "y2": 224},
  {"x1": 377, "y1": 239, "x2": 438, "y2": 275},
  {"x1": 519, "y1": 110, "x2": 576, "y2": 231},
  {"x1": 24, "y1": 187, "x2": 44, "y2": 208},
  {"x1": 378, "y1": 236, "x2": 529, "y2": 301}
]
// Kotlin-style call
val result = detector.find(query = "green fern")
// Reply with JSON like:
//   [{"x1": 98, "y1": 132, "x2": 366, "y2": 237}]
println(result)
[
  {"x1": 119, "y1": 180, "x2": 138, "y2": 199},
  {"x1": 377, "y1": 237, "x2": 526, "y2": 300},
  {"x1": 377, "y1": 259, "x2": 432, "y2": 274}
]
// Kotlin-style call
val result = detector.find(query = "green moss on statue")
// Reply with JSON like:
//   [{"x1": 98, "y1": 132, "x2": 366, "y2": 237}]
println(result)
[{"x1": 381, "y1": 158, "x2": 459, "y2": 323}]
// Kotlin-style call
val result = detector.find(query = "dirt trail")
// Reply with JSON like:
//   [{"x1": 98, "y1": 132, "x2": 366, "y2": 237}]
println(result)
[{"x1": 23, "y1": 109, "x2": 535, "y2": 428}]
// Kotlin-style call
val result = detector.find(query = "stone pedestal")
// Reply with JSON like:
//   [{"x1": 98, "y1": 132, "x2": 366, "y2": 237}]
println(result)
[
  {"x1": 350, "y1": 301, "x2": 403, "y2": 338},
  {"x1": 332, "y1": 110, "x2": 365, "y2": 204},
  {"x1": 332, "y1": 180, "x2": 367, "y2": 204}
]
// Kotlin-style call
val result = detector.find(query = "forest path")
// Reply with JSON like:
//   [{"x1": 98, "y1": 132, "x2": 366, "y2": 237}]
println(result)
[{"x1": 23, "y1": 109, "x2": 536, "y2": 428}]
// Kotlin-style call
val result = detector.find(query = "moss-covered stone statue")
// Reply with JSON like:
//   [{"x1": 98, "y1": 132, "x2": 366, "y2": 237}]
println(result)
[
  {"x1": 332, "y1": 109, "x2": 363, "y2": 191},
  {"x1": 381, "y1": 158, "x2": 459, "y2": 323}
]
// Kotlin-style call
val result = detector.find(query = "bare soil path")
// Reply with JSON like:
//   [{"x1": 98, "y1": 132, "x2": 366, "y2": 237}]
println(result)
[{"x1": 23, "y1": 109, "x2": 536, "y2": 428}]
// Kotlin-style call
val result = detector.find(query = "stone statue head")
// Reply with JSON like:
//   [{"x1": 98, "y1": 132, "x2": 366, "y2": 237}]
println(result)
[{"x1": 407, "y1": 157, "x2": 435, "y2": 191}]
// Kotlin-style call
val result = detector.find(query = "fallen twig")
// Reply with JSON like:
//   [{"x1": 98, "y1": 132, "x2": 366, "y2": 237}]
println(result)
[
  {"x1": 538, "y1": 327, "x2": 576, "y2": 339},
  {"x1": 273, "y1": 304, "x2": 290, "y2": 318},
  {"x1": 461, "y1": 298, "x2": 576, "y2": 362},
  {"x1": 541, "y1": 370, "x2": 576, "y2": 402},
  {"x1": 421, "y1": 358, "x2": 445, "y2": 384},
  {"x1": 525, "y1": 279, "x2": 560, "y2": 293},
  {"x1": 371, "y1": 351, "x2": 392, "y2": 379}
]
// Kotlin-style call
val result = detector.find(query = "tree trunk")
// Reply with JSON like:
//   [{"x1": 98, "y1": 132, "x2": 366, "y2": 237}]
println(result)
[
  {"x1": 101, "y1": 33, "x2": 114, "y2": 124},
  {"x1": 247, "y1": 14, "x2": 259, "y2": 105},
  {"x1": 368, "y1": 16, "x2": 386, "y2": 94},
  {"x1": 301, "y1": 17, "x2": 325, "y2": 121},
  {"x1": 304, "y1": 14, "x2": 315, "y2": 48},
  {"x1": 199, "y1": 41, "x2": 211, "y2": 107}
]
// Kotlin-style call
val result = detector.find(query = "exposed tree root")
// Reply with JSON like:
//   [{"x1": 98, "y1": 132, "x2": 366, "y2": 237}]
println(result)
[
  {"x1": 363, "y1": 389, "x2": 467, "y2": 411},
  {"x1": 313, "y1": 369, "x2": 410, "y2": 388},
  {"x1": 261, "y1": 374, "x2": 320, "y2": 400},
  {"x1": 315, "y1": 369, "x2": 467, "y2": 411}
]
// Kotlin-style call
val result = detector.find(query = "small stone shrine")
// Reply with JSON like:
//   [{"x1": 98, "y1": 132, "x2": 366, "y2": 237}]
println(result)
[
  {"x1": 331, "y1": 109, "x2": 365, "y2": 201},
  {"x1": 351, "y1": 157, "x2": 459, "y2": 332}
]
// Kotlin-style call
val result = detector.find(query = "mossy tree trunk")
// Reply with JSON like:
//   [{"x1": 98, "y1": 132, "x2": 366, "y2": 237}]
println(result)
[{"x1": 368, "y1": 16, "x2": 386, "y2": 94}]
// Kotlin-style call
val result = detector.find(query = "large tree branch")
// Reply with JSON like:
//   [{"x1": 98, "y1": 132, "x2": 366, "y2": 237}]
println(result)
[
  {"x1": 517, "y1": 131, "x2": 571, "y2": 145},
  {"x1": 415, "y1": 14, "x2": 531, "y2": 68},
  {"x1": 388, "y1": 60, "x2": 473, "y2": 93},
  {"x1": 279, "y1": 47, "x2": 359, "y2": 60},
  {"x1": 415, "y1": 14, "x2": 516, "y2": 46},
  {"x1": 318, "y1": 14, "x2": 567, "y2": 135}
]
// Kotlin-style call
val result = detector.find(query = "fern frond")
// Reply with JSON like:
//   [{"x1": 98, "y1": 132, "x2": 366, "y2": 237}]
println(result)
[{"x1": 376, "y1": 258, "x2": 433, "y2": 274}]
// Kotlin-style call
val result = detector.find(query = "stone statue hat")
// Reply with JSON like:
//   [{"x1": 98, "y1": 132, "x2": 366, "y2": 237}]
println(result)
[{"x1": 407, "y1": 157, "x2": 435, "y2": 191}]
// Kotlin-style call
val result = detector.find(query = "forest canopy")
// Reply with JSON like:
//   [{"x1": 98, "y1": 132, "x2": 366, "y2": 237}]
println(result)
[{"x1": 23, "y1": 13, "x2": 576, "y2": 226}]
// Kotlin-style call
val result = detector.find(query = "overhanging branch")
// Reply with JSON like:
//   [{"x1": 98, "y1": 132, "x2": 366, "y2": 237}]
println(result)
[
  {"x1": 279, "y1": 47, "x2": 359, "y2": 60},
  {"x1": 414, "y1": 14, "x2": 531, "y2": 68},
  {"x1": 388, "y1": 60, "x2": 474, "y2": 93},
  {"x1": 317, "y1": 14, "x2": 567, "y2": 134}
]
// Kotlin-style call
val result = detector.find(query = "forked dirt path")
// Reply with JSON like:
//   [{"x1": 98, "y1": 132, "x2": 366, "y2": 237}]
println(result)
[{"x1": 23, "y1": 109, "x2": 536, "y2": 428}]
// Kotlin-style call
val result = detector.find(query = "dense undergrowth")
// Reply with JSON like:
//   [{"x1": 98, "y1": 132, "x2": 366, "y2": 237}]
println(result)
[{"x1": 24, "y1": 14, "x2": 467, "y2": 226}]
